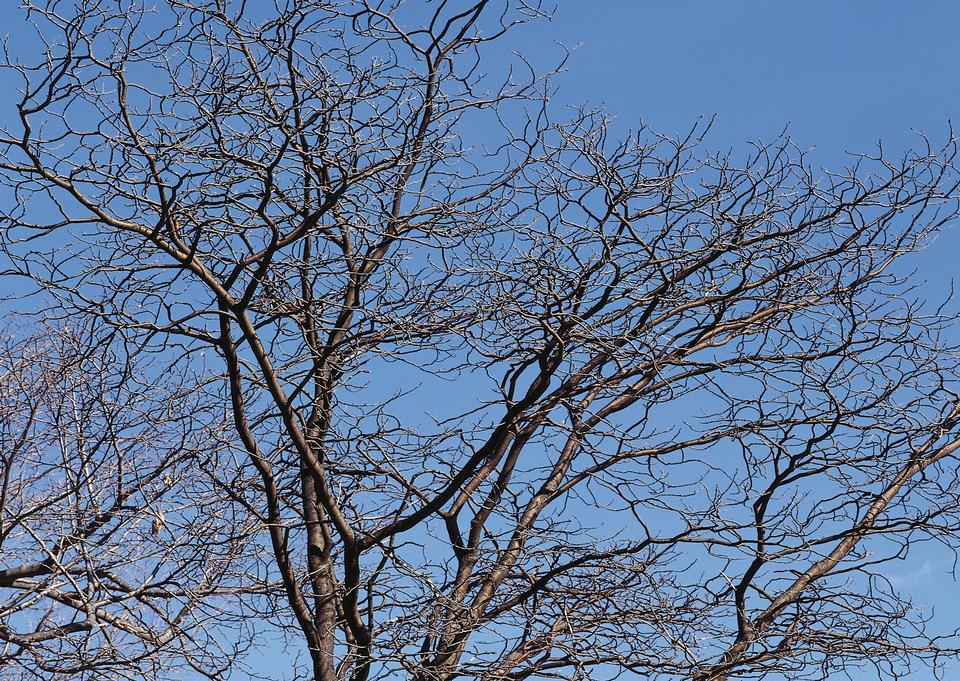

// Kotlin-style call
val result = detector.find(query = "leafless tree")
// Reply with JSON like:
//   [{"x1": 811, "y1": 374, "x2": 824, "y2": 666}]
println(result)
[
  {"x1": 2, "y1": 2, "x2": 960, "y2": 680},
  {"x1": 0, "y1": 320, "x2": 264, "y2": 679}
]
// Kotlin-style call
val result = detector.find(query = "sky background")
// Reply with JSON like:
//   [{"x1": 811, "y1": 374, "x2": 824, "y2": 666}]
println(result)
[
  {"x1": 2, "y1": 1, "x2": 960, "y2": 679},
  {"x1": 530, "y1": 2, "x2": 959, "y2": 153},
  {"x1": 496, "y1": 1, "x2": 960, "y2": 286}
]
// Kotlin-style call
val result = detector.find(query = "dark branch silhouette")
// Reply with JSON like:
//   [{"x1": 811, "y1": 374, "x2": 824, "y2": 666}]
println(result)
[{"x1": 2, "y1": 2, "x2": 960, "y2": 680}]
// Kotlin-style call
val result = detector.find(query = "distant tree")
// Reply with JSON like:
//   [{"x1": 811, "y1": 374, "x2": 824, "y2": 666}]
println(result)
[
  {"x1": 2, "y1": 2, "x2": 960, "y2": 680},
  {"x1": 0, "y1": 320, "x2": 257, "y2": 678}
]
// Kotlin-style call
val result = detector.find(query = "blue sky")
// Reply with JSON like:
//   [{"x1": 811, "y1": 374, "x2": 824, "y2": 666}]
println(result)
[
  {"x1": 497, "y1": 1, "x2": 960, "y2": 283},
  {"x1": 530, "y1": 2, "x2": 959, "y2": 152}
]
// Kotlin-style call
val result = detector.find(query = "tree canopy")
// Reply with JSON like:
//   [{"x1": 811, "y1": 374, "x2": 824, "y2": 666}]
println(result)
[{"x1": 2, "y1": 2, "x2": 960, "y2": 680}]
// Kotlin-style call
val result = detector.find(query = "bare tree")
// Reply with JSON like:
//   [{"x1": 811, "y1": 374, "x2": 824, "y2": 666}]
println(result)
[
  {"x1": 0, "y1": 320, "x2": 262, "y2": 679},
  {"x1": 2, "y1": 2, "x2": 960, "y2": 680}
]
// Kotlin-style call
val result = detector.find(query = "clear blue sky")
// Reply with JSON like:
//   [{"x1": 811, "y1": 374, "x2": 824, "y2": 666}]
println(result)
[
  {"x1": 2, "y1": 2, "x2": 959, "y2": 679},
  {"x1": 529, "y1": 2, "x2": 960, "y2": 153},
  {"x1": 501, "y1": 1, "x2": 960, "y2": 282}
]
